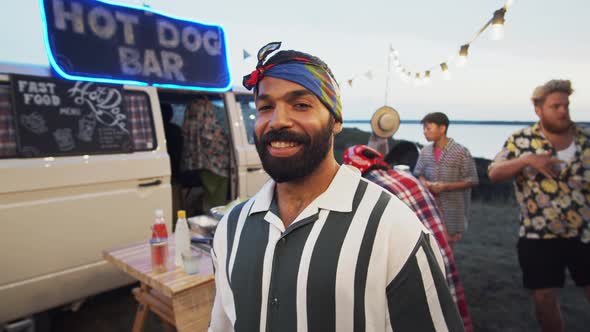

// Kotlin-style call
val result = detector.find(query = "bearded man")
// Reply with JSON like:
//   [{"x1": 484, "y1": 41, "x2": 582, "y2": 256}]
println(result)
[
  {"x1": 208, "y1": 42, "x2": 463, "y2": 332},
  {"x1": 489, "y1": 79, "x2": 590, "y2": 332}
]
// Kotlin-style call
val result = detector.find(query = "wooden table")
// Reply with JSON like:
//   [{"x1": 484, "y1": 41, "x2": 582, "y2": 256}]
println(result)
[{"x1": 103, "y1": 239, "x2": 215, "y2": 332}]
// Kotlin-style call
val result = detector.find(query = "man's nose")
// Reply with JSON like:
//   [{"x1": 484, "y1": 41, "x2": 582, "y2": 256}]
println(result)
[
  {"x1": 269, "y1": 104, "x2": 292, "y2": 130},
  {"x1": 557, "y1": 106, "x2": 569, "y2": 115}
]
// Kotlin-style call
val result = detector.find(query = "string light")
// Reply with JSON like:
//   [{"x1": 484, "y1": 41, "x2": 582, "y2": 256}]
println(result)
[
  {"x1": 490, "y1": 8, "x2": 507, "y2": 40},
  {"x1": 457, "y1": 44, "x2": 469, "y2": 66},
  {"x1": 380, "y1": 0, "x2": 514, "y2": 83},
  {"x1": 343, "y1": 0, "x2": 513, "y2": 87},
  {"x1": 440, "y1": 62, "x2": 451, "y2": 80},
  {"x1": 414, "y1": 73, "x2": 422, "y2": 86},
  {"x1": 423, "y1": 70, "x2": 431, "y2": 84}
]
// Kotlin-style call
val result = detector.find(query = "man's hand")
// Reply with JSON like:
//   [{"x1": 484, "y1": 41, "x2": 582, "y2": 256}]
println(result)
[
  {"x1": 525, "y1": 152, "x2": 564, "y2": 179},
  {"x1": 418, "y1": 176, "x2": 432, "y2": 188},
  {"x1": 429, "y1": 182, "x2": 446, "y2": 194},
  {"x1": 448, "y1": 232, "x2": 462, "y2": 245}
]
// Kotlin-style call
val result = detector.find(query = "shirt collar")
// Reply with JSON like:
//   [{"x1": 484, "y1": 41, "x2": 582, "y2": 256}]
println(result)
[
  {"x1": 248, "y1": 164, "x2": 361, "y2": 216},
  {"x1": 430, "y1": 137, "x2": 454, "y2": 151}
]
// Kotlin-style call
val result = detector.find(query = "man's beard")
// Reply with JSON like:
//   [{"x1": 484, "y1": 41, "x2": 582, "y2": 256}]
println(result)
[
  {"x1": 254, "y1": 122, "x2": 334, "y2": 183},
  {"x1": 541, "y1": 117, "x2": 573, "y2": 135}
]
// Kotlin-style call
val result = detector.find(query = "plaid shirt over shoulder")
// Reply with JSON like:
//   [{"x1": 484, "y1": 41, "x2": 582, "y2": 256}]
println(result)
[
  {"x1": 364, "y1": 168, "x2": 473, "y2": 332},
  {"x1": 490, "y1": 123, "x2": 590, "y2": 243}
]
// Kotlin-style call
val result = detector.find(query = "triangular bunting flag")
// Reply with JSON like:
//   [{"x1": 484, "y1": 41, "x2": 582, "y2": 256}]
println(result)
[{"x1": 243, "y1": 49, "x2": 251, "y2": 60}]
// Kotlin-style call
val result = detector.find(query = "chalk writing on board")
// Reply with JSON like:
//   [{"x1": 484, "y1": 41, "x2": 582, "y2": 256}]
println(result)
[
  {"x1": 78, "y1": 113, "x2": 97, "y2": 142},
  {"x1": 53, "y1": 128, "x2": 75, "y2": 151},
  {"x1": 20, "y1": 112, "x2": 49, "y2": 135},
  {"x1": 59, "y1": 107, "x2": 82, "y2": 116},
  {"x1": 67, "y1": 82, "x2": 128, "y2": 134},
  {"x1": 97, "y1": 127, "x2": 129, "y2": 149}
]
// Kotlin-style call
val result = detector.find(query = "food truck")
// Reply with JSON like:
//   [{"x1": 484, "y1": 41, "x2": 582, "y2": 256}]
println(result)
[{"x1": 0, "y1": 0, "x2": 268, "y2": 328}]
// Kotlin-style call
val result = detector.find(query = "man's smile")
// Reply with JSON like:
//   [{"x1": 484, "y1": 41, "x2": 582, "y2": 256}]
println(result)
[{"x1": 268, "y1": 140, "x2": 302, "y2": 157}]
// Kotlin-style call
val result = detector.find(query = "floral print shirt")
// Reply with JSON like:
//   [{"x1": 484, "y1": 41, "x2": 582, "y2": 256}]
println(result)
[
  {"x1": 490, "y1": 123, "x2": 590, "y2": 243},
  {"x1": 181, "y1": 99, "x2": 230, "y2": 177}
]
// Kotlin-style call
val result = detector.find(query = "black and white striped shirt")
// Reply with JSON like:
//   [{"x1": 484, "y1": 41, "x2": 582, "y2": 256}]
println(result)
[{"x1": 210, "y1": 165, "x2": 464, "y2": 332}]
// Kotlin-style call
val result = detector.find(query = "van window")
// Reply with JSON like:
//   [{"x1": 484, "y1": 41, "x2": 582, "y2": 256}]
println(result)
[
  {"x1": 0, "y1": 85, "x2": 17, "y2": 158},
  {"x1": 0, "y1": 84, "x2": 156, "y2": 158},
  {"x1": 236, "y1": 94, "x2": 256, "y2": 144},
  {"x1": 125, "y1": 91, "x2": 156, "y2": 151}
]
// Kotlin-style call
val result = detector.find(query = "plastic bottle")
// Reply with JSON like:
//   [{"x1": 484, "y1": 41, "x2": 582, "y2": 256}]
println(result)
[
  {"x1": 174, "y1": 210, "x2": 190, "y2": 267},
  {"x1": 150, "y1": 208, "x2": 169, "y2": 273}
]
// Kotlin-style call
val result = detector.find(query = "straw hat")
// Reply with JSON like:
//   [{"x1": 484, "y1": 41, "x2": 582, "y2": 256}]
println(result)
[{"x1": 370, "y1": 106, "x2": 400, "y2": 138}]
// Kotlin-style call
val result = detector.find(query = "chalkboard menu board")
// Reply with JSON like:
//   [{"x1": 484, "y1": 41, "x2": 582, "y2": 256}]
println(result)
[{"x1": 10, "y1": 74, "x2": 132, "y2": 157}]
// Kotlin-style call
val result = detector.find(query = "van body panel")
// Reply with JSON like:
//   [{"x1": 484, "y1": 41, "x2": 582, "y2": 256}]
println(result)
[
  {"x1": 0, "y1": 152, "x2": 170, "y2": 194},
  {"x1": 0, "y1": 69, "x2": 266, "y2": 323},
  {"x1": 0, "y1": 79, "x2": 172, "y2": 323},
  {"x1": 0, "y1": 261, "x2": 134, "y2": 323},
  {"x1": 224, "y1": 92, "x2": 268, "y2": 198},
  {"x1": 0, "y1": 178, "x2": 171, "y2": 285}
]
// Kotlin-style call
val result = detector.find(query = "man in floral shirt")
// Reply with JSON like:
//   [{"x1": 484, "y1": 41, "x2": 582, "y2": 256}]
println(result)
[{"x1": 488, "y1": 79, "x2": 590, "y2": 332}]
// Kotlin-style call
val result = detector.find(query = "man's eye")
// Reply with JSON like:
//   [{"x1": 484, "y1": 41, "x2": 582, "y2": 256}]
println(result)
[
  {"x1": 257, "y1": 105, "x2": 272, "y2": 112},
  {"x1": 294, "y1": 103, "x2": 311, "y2": 110}
]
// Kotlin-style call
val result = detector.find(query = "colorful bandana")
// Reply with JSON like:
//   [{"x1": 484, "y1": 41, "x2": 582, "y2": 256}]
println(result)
[
  {"x1": 243, "y1": 42, "x2": 343, "y2": 122},
  {"x1": 343, "y1": 145, "x2": 389, "y2": 174}
]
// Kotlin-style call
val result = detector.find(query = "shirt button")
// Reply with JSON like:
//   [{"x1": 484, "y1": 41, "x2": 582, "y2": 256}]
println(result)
[{"x1": 271, "y1": 297, "x2": 279, "y2": 306}]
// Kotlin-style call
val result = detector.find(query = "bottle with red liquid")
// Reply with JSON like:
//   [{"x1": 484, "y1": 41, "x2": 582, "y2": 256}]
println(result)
[{"x1": 150, "y1": 209, "x2": 169, "y2": 273}]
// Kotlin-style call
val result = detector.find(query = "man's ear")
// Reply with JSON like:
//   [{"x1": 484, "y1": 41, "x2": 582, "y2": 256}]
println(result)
[{"x1": 333, "y1": 121, "x2": 343, "y2": 135}]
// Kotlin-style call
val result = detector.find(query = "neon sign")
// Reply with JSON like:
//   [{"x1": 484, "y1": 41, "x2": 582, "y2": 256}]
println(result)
[{"x1": 39, "y1": 0, "x2": 232, "y2": 91}]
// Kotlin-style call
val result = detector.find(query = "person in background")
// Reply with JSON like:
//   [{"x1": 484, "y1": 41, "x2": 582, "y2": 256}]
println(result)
[
  {"x1": 161, "y1": 103, "x2": 184, "y2": 218},
  {"x1": 488, "y1": 79, "x2": 590, "y2": 332},
  {"x1": 343, "y1": 144, "x2": 473, "y2": 332},
  {"x1": 414, "y1": 112, "x2": 478, "y2": 246},
  {"x1": 161, "y1": 103, "x2": 183, "y2": 178},
  {"x1": 208, "y1": 42, "x2": 464, "y2": 332}
]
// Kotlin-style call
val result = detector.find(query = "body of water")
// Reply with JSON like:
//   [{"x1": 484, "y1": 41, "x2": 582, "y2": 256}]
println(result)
[{"x1": 342, "y1": 122, "x2": 531, "y2": 160}]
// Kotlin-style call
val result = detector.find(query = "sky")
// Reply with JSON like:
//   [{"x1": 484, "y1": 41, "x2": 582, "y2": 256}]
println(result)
[{"x1": 1, "y1": 0, "x2": 589, "y2": 122}]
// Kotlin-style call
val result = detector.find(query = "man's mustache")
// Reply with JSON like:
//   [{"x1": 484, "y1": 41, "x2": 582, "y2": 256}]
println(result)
[{"x1": 261, "y1": 129, "x2": 310, "y2": 146}]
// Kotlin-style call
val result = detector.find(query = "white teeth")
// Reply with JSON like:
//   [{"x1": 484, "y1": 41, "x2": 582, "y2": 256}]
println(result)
[{"x1": 270, "y1": 141, "x2": 298, "y2": 148}]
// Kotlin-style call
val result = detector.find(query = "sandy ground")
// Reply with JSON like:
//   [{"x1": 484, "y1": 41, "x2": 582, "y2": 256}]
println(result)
[
  {"x1": 454, "y1": 200, "x2": 590, "y2": 332},
  {"x1": 46, "y1": 200, "x2": 590, "y2": 332}
]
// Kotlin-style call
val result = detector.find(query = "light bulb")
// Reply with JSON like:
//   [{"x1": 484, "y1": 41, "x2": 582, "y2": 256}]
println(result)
[
  {"x1": 414, "y1": 73, "x2": 421, "y2": 86},
  {"x1": 423, "y1": 71, "x2": 431, "y2": 85},
  {"x1": 490, "y1": 8, "x2": 506, "y2": 41},
  {"x1": 490, "y1": 24, "x2": 505, "y2": 40},
  {"x1": 457, "y1": 44, "x2": 469, "y2": 67},
  {"x1": 440, "y1": 63, "x2": 451, "y2": 80}
]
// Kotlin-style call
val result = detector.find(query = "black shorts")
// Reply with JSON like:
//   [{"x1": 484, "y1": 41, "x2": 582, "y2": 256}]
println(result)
[{"x1": 517, "y1": 238, "x2": 590, "y2": 289}]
